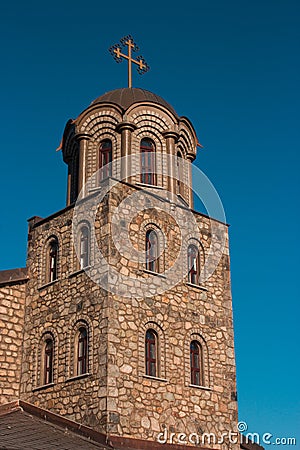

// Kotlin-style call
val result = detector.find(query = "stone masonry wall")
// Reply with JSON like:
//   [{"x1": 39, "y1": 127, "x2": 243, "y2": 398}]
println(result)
[
  {"x1": 19, "y1": 180, "x2": 238, "y2": 449},
  {"x1": 0, "y1": 281, "x2": 26, "y2": 404},
  {"x1": 105, "y1": 182, "x2": 238, "y2": 449},
  {"x1": 0, "y1": 89, "x2": 240, "y2": 449},
  {"x1": 20, "y1": 202, "x2": 110, "y2": 432}
]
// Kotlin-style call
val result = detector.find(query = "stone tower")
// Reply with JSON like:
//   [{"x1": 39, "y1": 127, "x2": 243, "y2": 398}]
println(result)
[{"x1": 1, "y1": 87, "x2": 238, "y2": 449}]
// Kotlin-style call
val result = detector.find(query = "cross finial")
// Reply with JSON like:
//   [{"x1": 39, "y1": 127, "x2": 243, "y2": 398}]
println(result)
[{"x1": 109, "y1": 35, "x2": 150, "y2": 88}]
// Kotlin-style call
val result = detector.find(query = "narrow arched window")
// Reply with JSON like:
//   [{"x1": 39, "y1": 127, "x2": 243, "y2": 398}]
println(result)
[
  {"x1": 176, "y1": 151, "x2": 184, "y2": 196},
  {"x1": 140, "y1": 138, "x2": 156, "y2": 185},
  {"x1": 72, "y1": 149, "x2": 80, "y2": 203},
  {"x1": 190, "y1": 340, "x2": 203, "y2": 386},
  {"x1": 48, "y1": 239, "x2": 58, "y2": 283},
  {"x1": 44, "y1": 339, "x2": 53, "y2": 385},
  {"x1": 79, "y1": 226, "x2": 90, "y2": 269},
  {"x1": 145, "y1": 329, "x2": 157, "y2": 377},
  {"x1": 77, "y1": 327, "x2": 88, "y2": 376},
  {"x1": 99, "y1": 139, "x2": 112, "y2": 181},
  {"x1": 145, "y1": 229, "x2": 159, "y2": 272},
  {"x1": 188, "y1": 244, "x2": 200, "y2": 285}
]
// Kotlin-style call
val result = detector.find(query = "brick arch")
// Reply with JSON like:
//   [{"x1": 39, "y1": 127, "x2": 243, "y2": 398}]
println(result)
[
  {"x1": 133, "y1": 130, "x2": 165, "y2": 184},
  {"x1": 66, "y1": 316, "x2": 93, "y2": 378},
  {"x1": 127, "y1": 103, "x2": 177, "y2": 128},
  {"x1": 84, "y1": 127, "x2": 120, "y2": 186},
  {"x1": 133, "y1": 115, "x2": 170, "y2": 134},
  {"x1": 184, "y1": 330, "x2": 210, "y2": 388},
  {"x1": 139, "y1": 320, "x2": 167, "y2": 379},
  {"x1": 96, "y1": 132, "x2": 119, "y2": 179},
  {"x1": 39, "y1": 231, "x2": 63, "y2": 286},
  {"x1": 179, "y1": 117, "x2": 198, "y2": 152},
  {"x1": 178, "y1": 129, "x2": 195, "y2": 154},
  {"x1": 77, "y1": 106, "x2": 123, "y2": 131}
]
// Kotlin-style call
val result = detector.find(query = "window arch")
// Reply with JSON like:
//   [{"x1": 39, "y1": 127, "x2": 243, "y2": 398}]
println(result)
[
  {"x1": 99, "y1": 139, "x2": 112, "y2": 181},
  {"x1": 187, "y1": 244, "x2": 200, "y2": 285},
  {"x1": 190, "y1": 340, "x2": 203, "y2": 386},
  {"x1": 145, "y1": 329, "x2": 158, "y2": 377},
  {"x1": 77, "y1": 327, "x2": 88, "y2": 376},
  {"x1": 145, "y1": 229, "x2": 159, "y2": 272},
  {"x1": 46, "y1": 237, "x2": 59, "y2": 283},
  {"x1": 43, "y1": 338, "x2": 54, "y2": 385},
  {"x1": 140, "y1": 138, "x2": 156, "y2": 185},
  {"x1": 79, "y1": 226, "x2": 90, "y2": 269}
]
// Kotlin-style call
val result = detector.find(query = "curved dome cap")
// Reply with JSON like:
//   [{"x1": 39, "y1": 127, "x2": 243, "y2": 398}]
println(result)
[{"x1": 91, "y1": 88, "x2": 178, "y2": 117}]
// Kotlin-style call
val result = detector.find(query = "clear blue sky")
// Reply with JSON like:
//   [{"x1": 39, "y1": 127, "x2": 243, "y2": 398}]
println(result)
[{"x1": 1, "y1": 0, "x2": 299, "y2": 446}]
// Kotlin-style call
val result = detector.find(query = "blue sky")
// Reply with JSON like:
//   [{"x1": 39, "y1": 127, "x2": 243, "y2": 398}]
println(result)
[{"x1": 0, "y1": 0, "x2": 299, "y2": 446}]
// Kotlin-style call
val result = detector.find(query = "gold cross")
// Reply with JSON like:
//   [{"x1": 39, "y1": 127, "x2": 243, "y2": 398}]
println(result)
[{"x1": 109, "y1": 35, "x2": 150, "y2": 88}]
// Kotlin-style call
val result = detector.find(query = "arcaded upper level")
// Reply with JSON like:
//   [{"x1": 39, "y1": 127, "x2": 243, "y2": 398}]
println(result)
[{"x1": 61, "y1": 88, "x2": 199, "y2": 207}]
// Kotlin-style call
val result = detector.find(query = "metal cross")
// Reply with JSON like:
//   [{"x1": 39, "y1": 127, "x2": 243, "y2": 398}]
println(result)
[{"x1": 109, "y1": 35, "x2": 150, "y2": 88}]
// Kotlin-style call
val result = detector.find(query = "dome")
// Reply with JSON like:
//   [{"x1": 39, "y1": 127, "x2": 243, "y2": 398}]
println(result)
[{"x1": 91, "y1": 88, "x2": 178, "y2": 117}]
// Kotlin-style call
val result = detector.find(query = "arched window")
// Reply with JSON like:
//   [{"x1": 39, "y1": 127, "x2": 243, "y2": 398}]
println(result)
[
  {"x1": 145, "y1": 229, "x2": 159, "y2": 272},
  {"x1": 48, "y1": 238, "x2": 58, "y2": 283},
  {"x1": 99, "y1": 139, "x2": 112, "y2": 181},
  {"x1": 79, "y1": 226, "x2": 90, "y2": 269},
  {"x1": 43, "y1": 339, "x2": 53, "y2": 385},
  {"x1": 190, "y1": 340, "x2": 203, "y2": 386},
  {"x1": 72, "y1": 149, "x2": 80, "y2": 203},
  {"x1": 145, "y1": 329, "x2": 157, "y2": 377},
  {"x1": 187, "y1": 244, "x2": 200, "y2": 285},
  {"x1": 77, "y1": 327, "x2": 88, "y2": 376},
  {"x1": 140, "y1": 138, "x2": 156, "y2": 185},
  {"x1": 176, "y1": 151, "x2": 184, "y2": 196}
]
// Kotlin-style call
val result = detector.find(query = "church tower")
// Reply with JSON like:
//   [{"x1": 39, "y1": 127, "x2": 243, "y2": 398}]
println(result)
[{"x1": 0, "y1": 39, "x2": 239, "y2": 450}]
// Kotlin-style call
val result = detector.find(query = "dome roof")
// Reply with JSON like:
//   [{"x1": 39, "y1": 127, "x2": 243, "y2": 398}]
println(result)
[{"x1": 91, "y1": 88, "x2": 178, "y2": 117}]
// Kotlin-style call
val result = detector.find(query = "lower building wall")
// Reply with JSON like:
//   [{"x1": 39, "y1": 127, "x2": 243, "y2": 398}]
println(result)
[{"x1": 0, "y1": 281, "x2": 26, "y2": 404}]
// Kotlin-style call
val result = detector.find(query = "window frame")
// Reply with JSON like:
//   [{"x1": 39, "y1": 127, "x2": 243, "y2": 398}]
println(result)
[
  {"x1": 145, "y1": 229, "x2": 159, "y2": 273},
  {"x1": 48, "y1": 238, "x2": 59, "y2": 283},
  {"x1": 145, "y1": 329, "x2": 158, "y2": 377},
  {"x1": 99, "y1": 139, "x2": 112, "y2": 181},
  {"x1": 79, "y1": 226, "x2": 90, "y2": 269},
  {"x1": 190, "y1": 340, "x2": 203, "y2": 386},
  {"x1": 77, "y1": 327, "x2": 88, "y2": 376},
  {"x1": 187, "y1": 244, "x2": 200, "y2": 285},
  {"x1": 140, "y1": 138, "x2": 156, "y2": 186},
  {"x1": 43, "y1": 338, "x2": 54, "y2": 385}
]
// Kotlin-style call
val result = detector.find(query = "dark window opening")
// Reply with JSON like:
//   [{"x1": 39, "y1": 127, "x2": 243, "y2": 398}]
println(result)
[
  {"x1": 44, "y1": 339, "x2": 53, "y2": 385},
  {"x1": 77, "y1": 327, "x2": 88, "y2": 376},
  {"x1": 48, "y1": 240, "x2": 58, "y2": 283}
]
